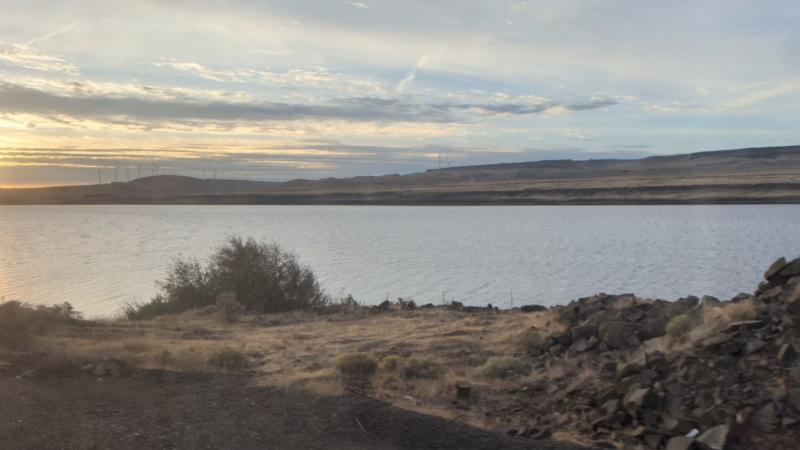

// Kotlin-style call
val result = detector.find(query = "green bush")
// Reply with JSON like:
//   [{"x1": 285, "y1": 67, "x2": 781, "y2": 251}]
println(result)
[
  {"x1": 402, "y1": 357, "x2": 442, "y2": 379},
  {"x1": 666, "y1": 314, "x2": 694, "y2": 338},
  {"x1": 335, "y1": 353, "x2": 378, "y2": 378},
  {"x1": 208, "y1": 347, "x2": 251, "y2": 371},
  {"x1": 124, "y1": 236, "x2": 329, "y2": 319},
  {"x1": 480, "y1": 356, "x2": 528, "y2": 378}
]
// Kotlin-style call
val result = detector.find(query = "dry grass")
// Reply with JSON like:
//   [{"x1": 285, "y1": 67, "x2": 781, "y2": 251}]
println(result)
[{"x1": 24, "y1": 307, "x2": 584, "y2": 437}]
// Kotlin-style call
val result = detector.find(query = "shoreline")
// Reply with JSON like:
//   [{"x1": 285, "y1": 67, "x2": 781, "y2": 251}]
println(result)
[{"x1": 3, "y1": 257, "x2": 800, "y2": 449}]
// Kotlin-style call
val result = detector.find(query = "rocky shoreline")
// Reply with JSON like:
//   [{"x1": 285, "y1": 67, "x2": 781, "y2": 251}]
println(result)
[{"x1": 497, "y1": 256, "x2": 800, "y2": 449}]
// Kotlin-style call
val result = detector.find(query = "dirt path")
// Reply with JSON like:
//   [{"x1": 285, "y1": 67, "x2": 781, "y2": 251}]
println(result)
[{"x1": 1, "y1": 371, "x2": 591, "y2": 450}]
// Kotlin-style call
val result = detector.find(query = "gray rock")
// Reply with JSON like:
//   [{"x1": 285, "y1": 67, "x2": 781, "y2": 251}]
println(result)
[
  {"x1": 622, "y1": 308, "x2": 645, "y2": 322},
  {"x1": 765, "y1": 257, "x2": 788, "y2": 280},
  {"x1": 701, "y1": 295, "x2": 721, "y2": 307},
  {"x1": 753, "y1": 402, "x2": 780, "y2": 432},
  {"x1": 780, "y1": 258, "x2": 800, "y2": 278},
  {"x1": 700, "y1": 333, "x2": 734, "y2": 348},
  {"x1": 623, "y1": 386, "x2": 656, "y2": 416},
  {"x1": 598, "y1": 321, "x2": 641, "y2": 350},
  {"x1": 570, "y1": 324, "x2": 598, "y2": 341},
  {"x1": 789, "y1": 366, "x2": 800, "y2": 384},
  {"x1": 695, "y1": 424, "x2": 729, "y2": 450},
  {"x1": 551, "y1": 331, "x2": 572, "y2": 347},
  {"x1": 787, "y1": 388, "x2": 800, "y2": 411},
  {"x1": 571, "y1": 338, "x2": 591, "y2": 354},
  {"x1": 758, "y1": 286, "x2": 783, "y2": 301},
  {"x1": 666, "y1": 436, "x2": 695, "y2": 450},
  {"x1": 745, "y1": 339, "x2": 766, "y2": 354},
  {"x1": 778, "y1": 343, "x2": 798, "y2": 363}
]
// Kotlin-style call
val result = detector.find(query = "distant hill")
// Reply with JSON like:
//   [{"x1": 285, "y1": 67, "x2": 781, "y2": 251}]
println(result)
[{"x1": 3, "y1": 145, "x2": 800, "y2": 205}]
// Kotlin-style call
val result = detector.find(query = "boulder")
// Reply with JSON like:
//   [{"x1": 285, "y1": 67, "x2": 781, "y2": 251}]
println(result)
[
  {"x1": 695, "y1": 424, "x2": 729, "y2": 450},
  {"x1": 621, "y1": 308, "x2": 645, "y2": 322},
  {"x1": 765, "y1": 257, "x2": 788, "y2": 280},
  {"x1": 570, "y1": 324, "x2": 598, "y2": 341},
  {"x1": 666, "y1": 436, "x2": 695, "y2": 450},
  {"x1": 598, "y1": 321, "x2": 641, "y2": 350},
  {"x1": 780, "y1": 258, "x2": 800, "y2": 278}
]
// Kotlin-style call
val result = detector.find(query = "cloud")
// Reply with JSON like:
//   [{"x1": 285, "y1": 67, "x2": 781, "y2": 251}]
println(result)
[
  {"x1": 346, "y1": 1, "x2": 370, "y2": 9},
  {"x1": 0, "y1": 42, "x2": 78, "y2": 74},
  {"x1": 0, "y1": 81, "x2": 621, "y2": 130}
]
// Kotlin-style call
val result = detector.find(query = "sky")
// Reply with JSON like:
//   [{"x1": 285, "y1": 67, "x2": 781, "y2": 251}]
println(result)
[{"x1": 0, "y1": 0, "x2": 798, "y2": 187}]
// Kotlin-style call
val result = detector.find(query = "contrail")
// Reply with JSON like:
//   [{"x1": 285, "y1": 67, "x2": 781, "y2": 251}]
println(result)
[{"x1": 25, "y1": 19, "x2": 87, "y2": 46}]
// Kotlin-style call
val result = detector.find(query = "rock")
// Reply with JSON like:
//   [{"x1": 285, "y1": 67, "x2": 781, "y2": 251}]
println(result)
[
  {"x1": 666, "y1": 436, "x2": 695, "y2": 450},
  {"x1": 695, "y1": 424, "x2": 729, "y2": 450},
  {"x1": 643, "y1": 434, "x2": 663, "y2": 448},
  {"x1": 789, "y1": 366, "x2": 800, "y2": 384},
  {"x1": 598, "y1": 322, "x2": 641, "y2": 350},
  {"x1": 778, "y1": 343, "x2": 798, "y2": 363},
  {"x1": 551, "y1": 331, "x2": 572, "y2": 347},
  {"x1": 622, "y1": 308, "x2": 645, "y2": 322},
  {"x1": 786, "y1": 389, "x2": 800, "y2": 411},
  {"x1": 780, "y1": 258, "x2": 800, "y2": 278},
  {"x1": 745, "y1": 339, "x2": 766, "y2": 354},
  {"x1": 571, "y1": 324, "x2": 598, "y2": 341},
  {"x1": 753, "y1": 402, "x2": 780, "y2": 432},
  {"x1": 700, "y1": 333, "x2": 733, "y2": 348},
  {"x1": 701, "y1": 295, "x2": 721, "y2": 307},
  {"x1": 623, "y1": 386, "x2": 656, "y2": 416},
  {"x1": 758, "y1": 286, "x2": 783, "y2": 301},
  {"x1": 765, "y1": 257, "x2": 788, "y2": 280},
  {"x1": 571, "y1": 338, "x2": 592, "y2": 354}
]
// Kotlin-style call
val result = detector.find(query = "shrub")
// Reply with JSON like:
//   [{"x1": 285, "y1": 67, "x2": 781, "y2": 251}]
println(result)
[
  {"x1": 335, "y1": 353, "x2": 377, "y2": 378},
  {"x1": 123, "y1": 236, "x2": 329, "y2": 319},
  {"x1": 402, "y1": 357, "x2": 442, "y2": 379},
  {"x1": 216, "y1": 292, "x2": 243, "y2": 323},
  {"x1": 378, "y1": 355, "x2": 400, "y2": 371},
  {"x1": 514, "y1": 328, "x2": 546, "y2": 356},
  {"x1": 0, "y1": 301, "x2": 80, "y2": 348},
  {"x1": 665, "y1": 314, "x2": 694, "y2": 338},
  {"x1": 480, "y1": 356, "x2": 528, "y2": 378},
  {"x1": 208, "y1": 347, "x2": 251, "y2": 371}
]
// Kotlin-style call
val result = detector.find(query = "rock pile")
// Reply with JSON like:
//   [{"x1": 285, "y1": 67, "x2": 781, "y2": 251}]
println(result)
[{"x1": 504, "y1": 256, "x2": 800, "y2": 449}]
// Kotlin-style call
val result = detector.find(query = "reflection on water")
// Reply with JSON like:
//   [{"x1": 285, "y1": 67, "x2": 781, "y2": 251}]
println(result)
[{"x1": 1, "y1": 204, "x2": 799, "y2": 317}]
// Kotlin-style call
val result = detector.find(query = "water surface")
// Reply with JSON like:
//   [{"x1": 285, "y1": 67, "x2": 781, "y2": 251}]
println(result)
[{"x1": 1, "y1": 205, "x2": 798, "y2": 317}]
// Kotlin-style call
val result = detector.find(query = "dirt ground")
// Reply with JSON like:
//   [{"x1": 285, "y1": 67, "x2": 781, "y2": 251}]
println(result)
[{"x1": 0, "y1": 369, "x2": 591, "y2": 450}]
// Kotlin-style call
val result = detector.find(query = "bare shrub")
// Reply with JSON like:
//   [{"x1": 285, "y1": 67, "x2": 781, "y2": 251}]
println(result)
[
  {"x1": 665, "y1": 314, "x2": 694, "y2": 338},
  {"x1": 480, "y1": 356, "x2": 528, "y2": 378},
  {"x1": 0, "y1": 301, "x2": 80, "y2": 348},
  {"x1": 335, "y1": 353, "x2": 377, "y2": 378},
  {"x1": 208, "y1": 347, "x2": 251, "y2": 371},
  {"x1": 216, "y1": 292, "x2": 243, "y2": 323},
  {"x1": 124, "y1": 236, "x2": 329, "y2": 319},
  {"x1": 378, "y1": 354, "x2": 400, "y2": 371},
  {"x1": 514, "y1": 328, "x2": 546, "y2": 356},
  {"x1": 402, "y1": 357, "x2": 442, "y2": 379}
]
